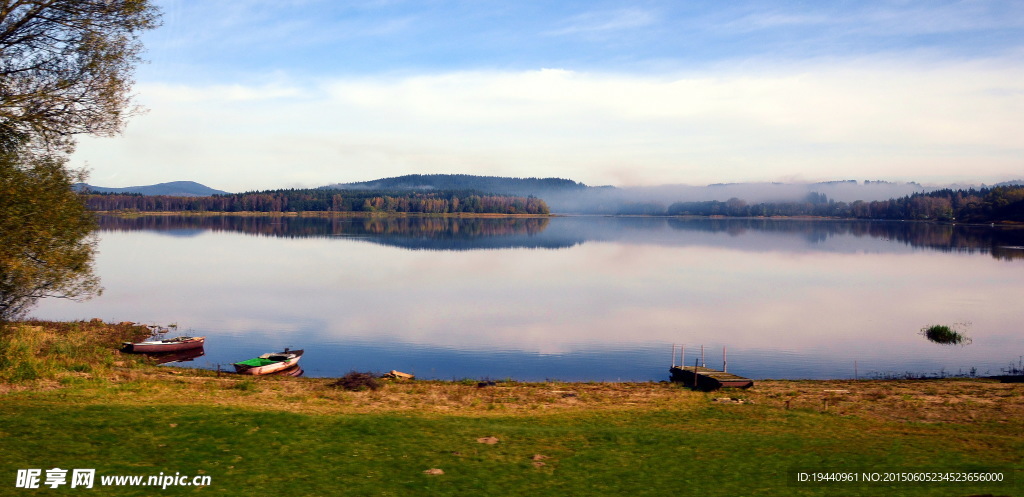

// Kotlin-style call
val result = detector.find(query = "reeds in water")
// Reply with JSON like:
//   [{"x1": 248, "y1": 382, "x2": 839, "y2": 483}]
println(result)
[{"x1": 920, "y1": 324, "x2": 972, "y2": 345}]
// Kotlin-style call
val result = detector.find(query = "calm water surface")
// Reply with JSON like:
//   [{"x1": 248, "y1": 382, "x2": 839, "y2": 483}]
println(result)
[{"x1": 33, "y1": 215, "x2": 1024, "y2": 381}]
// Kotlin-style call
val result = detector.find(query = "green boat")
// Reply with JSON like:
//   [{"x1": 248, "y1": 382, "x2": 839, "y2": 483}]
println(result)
[{"x1": 233, "y1": 349, "x2": 303, "y2": 375}]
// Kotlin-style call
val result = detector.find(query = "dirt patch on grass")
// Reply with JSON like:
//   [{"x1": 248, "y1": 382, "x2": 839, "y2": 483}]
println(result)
[{"x1": 747, "y1": 379, "x2": 1024, "y2": 424}]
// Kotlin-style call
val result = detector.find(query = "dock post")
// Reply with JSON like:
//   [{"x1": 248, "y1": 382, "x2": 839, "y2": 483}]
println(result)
[
  {"x1": 723, "y1": 346, "x2": 727, "y2": 373},
  {"x1": 680, "y1": 345, "x2": 684, "y2": 369},
  {"x1": 693, "y1": 358, "x2": 699, "y2": 388},
  {"x1": 701, "y1": 345, "x2": 705, "y2": 367},
  {"x1": 671, "y1": 344, "x2": 676, "y2": 368}
]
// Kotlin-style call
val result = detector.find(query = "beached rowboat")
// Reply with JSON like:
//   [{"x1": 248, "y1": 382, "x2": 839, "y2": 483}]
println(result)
[
  {"x1": 122, "y1": 336, "x2": 205, "y2": 353},
  {"x1": 233, "y1": 349, "x2": 303, "y2": 375}
]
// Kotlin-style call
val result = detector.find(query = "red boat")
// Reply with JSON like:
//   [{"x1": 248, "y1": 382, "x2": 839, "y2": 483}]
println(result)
[{"x1": 122, "y1": 336, "x2": 206, "y2": 353}]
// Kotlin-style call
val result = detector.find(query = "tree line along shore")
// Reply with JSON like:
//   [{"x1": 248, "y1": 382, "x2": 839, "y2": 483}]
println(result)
[
  {"x1": 83, "y1": 189, "x2": 551, "y2": 215},
  {"x1": 623, "y1": 185, "x2": 1024, "y2": 222},
  {"x1": 80, "y1": 185, "x2": 1024, "y2": 223}
]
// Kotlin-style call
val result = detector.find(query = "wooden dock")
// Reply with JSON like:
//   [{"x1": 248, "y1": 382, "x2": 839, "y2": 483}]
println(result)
[{"x1": 670, "y1": 366, "x2": 754, "y2": 391}]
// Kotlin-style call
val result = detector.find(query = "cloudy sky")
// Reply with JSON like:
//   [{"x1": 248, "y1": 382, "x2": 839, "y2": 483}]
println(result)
[{"x1": 73, "y1": 0, "x2": 1024, "y2": 192}]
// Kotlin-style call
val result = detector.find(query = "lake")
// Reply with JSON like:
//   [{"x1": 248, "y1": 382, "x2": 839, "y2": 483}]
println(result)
[{"x1": 32, "y1": 214, "x2": 1024, "y2": 381}]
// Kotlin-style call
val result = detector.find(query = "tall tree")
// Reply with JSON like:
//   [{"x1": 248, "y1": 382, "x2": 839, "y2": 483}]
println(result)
[
  {"x1": 0, "y1": 150, "x2": 99, "y2": 320},
  {"x1": 0, "y1": 0, "x2": 159, "y2": 322},
  {"x1": 1, "y1": 0, "x2": 161, "y2": 153}
]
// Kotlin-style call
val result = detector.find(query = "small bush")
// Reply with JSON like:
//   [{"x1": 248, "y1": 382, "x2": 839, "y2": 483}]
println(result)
[
  {"x1": 329, "y1": 371, "x2": 381, "y2": 392},
  {"x1": 0, "y1": 332, "x2": 42, "y2": 382},
  {"x1": 67, "y1": 363, "x2": 92, "y2": 373},
  {"x1": 0, "y1": 320, "x2": 156, "y2": 383}
]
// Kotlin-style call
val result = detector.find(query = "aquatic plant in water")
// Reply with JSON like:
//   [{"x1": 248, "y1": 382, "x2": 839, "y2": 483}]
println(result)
[{"x1": 920, "y1": 323, "x2": 972, "y2": 345}]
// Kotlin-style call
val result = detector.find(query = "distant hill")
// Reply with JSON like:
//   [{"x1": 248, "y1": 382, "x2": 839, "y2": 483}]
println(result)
[
  {"x1": 75, "y1": 181, "x2": 230, "y2": 197},
  {"x1": 322, "y1": 174, "x2": 589, "y2": 196},
  {"x1": 995, "y1": 179, "x2": 1024, "y2": 187}
]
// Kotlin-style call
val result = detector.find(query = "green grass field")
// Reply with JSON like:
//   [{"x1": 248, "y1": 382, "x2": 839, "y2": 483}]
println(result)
[{"x1": 1, "y1": 321, "x2": 1020, "y2": 496}]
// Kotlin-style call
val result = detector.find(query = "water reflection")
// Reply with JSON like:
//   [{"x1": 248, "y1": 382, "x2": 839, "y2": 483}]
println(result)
[
  {"x1": 96, "y1": 214, "x2": 1024, "y2": 260},
  {"x1": 98, "y1": 215, "x2": 563, "y2": 250},
  {"x1": 29, "y1": 215, "x2": 1024, "y2": 380},
  {"x1": 146, "y1": 347, "x2": 205, "y2": 365}
]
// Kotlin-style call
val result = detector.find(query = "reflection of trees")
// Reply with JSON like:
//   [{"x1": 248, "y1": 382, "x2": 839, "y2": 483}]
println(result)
[
  {"x1": 354, "y1": 216, "x2": 547, "y2": 237},
  {"x1": 96, "y1": 215, "x2": 1024, "y2": 259},
  {"x1": 991, "y1": 246, "x2": 1024, "y2": 262},
  {"x1": 96, "y1": 215, "x2": 559, "y2": 250},
  {"x1": 664, "y1": 218, "x2": 1024, "y2": 260}
]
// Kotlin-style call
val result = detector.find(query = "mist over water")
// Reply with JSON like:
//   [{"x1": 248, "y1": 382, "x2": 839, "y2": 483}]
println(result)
[
  {"x1": 542, "y1": 180, "x2": 930, "y2": 213},
  {"x1": 32, "y1": 215, "x2": 1024, "y2": 381}
]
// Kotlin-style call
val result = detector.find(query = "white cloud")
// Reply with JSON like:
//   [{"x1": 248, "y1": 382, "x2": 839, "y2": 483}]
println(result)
[
  {"x1": 142, "y1": 82, "x2": 304, "y2": 102},
  {"x1": 548, "y1": 8, "x2": 658, "y2": 36},
  {"x1": 74, "y1": 57, "x2": 1024, "y2": 190}
]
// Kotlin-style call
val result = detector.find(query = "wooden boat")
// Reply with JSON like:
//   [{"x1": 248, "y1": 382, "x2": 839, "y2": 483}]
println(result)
[
  {"x1": 233, "y1": 349, "x2": 303, "y2": 375},
  {"x1": 122, "y1": 336, "x2": 205, "y2": 353}
]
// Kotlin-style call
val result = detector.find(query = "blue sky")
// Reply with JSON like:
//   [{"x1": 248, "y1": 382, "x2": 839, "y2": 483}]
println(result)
[{"x1": 73, "y1": 0, "x2": 1024, "y2": 191}]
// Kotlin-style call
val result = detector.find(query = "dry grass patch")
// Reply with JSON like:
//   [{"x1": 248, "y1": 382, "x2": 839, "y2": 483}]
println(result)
[
  {"x1": 6, "y1": 369, "x2": 710, "y2": 417},
  {"x1": 10, "y1": 363, "x2": 1022, "y2": 426},
  {"x1": 746, "y1": 379, "x2": 1024, "y2": 424}
]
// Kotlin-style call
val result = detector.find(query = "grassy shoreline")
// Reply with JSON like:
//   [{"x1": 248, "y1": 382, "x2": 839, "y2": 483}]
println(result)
[{"x1": 2, "y1": 320, "x2": 1021, "y2": 495}]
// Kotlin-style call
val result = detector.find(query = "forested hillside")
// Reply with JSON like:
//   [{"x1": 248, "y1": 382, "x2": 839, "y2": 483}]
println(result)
[
  {"x1": 84, "y1": 189, "x2": 550, "y2": 215},
  {"x1": 325, "y1": 174, "x2": 588, "y2": 195}
]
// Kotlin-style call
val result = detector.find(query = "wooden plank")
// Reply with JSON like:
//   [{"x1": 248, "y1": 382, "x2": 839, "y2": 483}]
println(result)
[{"x1": 669, "y1": 366, "x2": 753, "y2": 391}]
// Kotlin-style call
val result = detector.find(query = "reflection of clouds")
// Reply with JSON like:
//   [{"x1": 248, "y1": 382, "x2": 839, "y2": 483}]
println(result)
[
  {"x1": 35, "y1": 226, "x2": 1022, "y2": 371},
  {"x1": 309, "y1": 244, "x2": 1017, "y2": 360}
]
